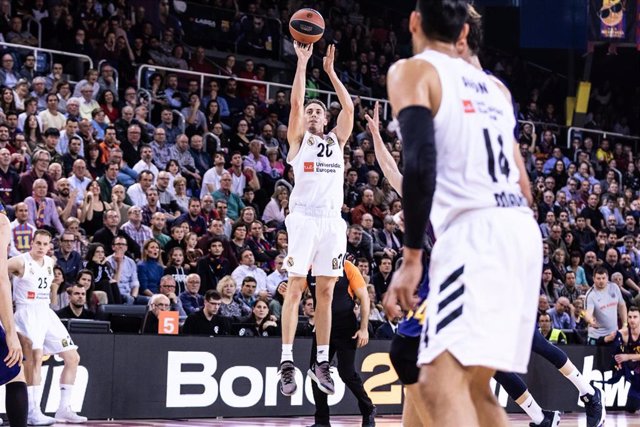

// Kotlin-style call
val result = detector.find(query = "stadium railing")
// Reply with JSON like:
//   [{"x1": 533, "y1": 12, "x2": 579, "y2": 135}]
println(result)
[
  {"x1": 97, "y1": 59, "x2": 119, "y2": 93},
  {"x1": 567, "y1": 126, "x2": 640, "y2": 151},
  {"x1": 137, "y1": 64, "x2": 393, "y2": 119},
  {"x1": 0, "y1": 41, "x2": 94, "y2": 85}
]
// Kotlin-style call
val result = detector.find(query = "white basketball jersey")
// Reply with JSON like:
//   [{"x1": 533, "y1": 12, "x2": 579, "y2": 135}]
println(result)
[
  {"x1": 13, "y1": 253, "x2": 55, "y2": 305},
  {"x1": 413, "y1": 49, "x2": 529, "y2": 237},
  {"x1": 288, "y1": 131, "x2": 344, "y2": 215}
]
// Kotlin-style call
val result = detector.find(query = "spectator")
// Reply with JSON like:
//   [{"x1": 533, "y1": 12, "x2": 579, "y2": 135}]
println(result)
[
  {"x1": 164, "y1": 246, "x2": 188, "y2": 294},
  {"x1": 108, "y1": 235, "x2": 143, "y2": 305},
  {"x1": 538, "y1": 312, "x2": 567, "y2": 345},
  {"x1": 170, "y1": 134, "x2": 200, "y2": 189},
  {"x1": 7, "y1": 16, "x2": 38, "y2": 46},
  {"x1": 196, "y1": 237, "x2": 234, "y2": 295},
  {"x1": 133, "y1": 145, "x2": 159, "y2": 179},
  {"x1": 137, "y1": 239, "x2": 165, "y2": 296},
  {"x1": 585, "y1": 267, "x2": 627, "y2": 345},
  {"x1": 246, "y1": 220, "x2": 278, "y2": 270},
  {"x1": 85, "y1": 242, "x2": 121, "y2": 304},
  {"x1": 0, "y1": 53, "x2": 19, "y2": 88},
  {"x1": 238, "y1": 297, "x2": 280, "y2": 337},
  {"x1": 175, "y1": 197, "x2": 207, "y2": 236},
  {"x1": 25, "y1": 178, "x2": 64, "y2": 235},
  {"x1": 216, "y1": 275, "x2": 251, "y2": 318},
  {"x1": 182, "y1": 290, "x2": 233, "y2": 336},
  {"x1": 158, "y1": 275, "x2": 186, "y2": 317},
  {"x1": 237, "y1": 276, "x2": 258, "y2": 308},
  {"x1": 9, "y1": 202, "x2": 35, "y2": 256},
  {"x1": 371, "y1": 256, "x2": 393, "y2": 301},
  {"x1": 55, "y1": 284, "x2": 96, "y2": 320},
  {"x1": 141, "y1": 294, "x2": 171, "y2": 334},
  {"x1": 121, "y1": 206, "x2": 153, "y2": 250},
  {"x1": 179, "y1": 273, "x2": 204, "y2": 315},
  {"x1": 39, "y1": 93, "x2": 66, "y2": 132},
  {"x1": 127, "y1": 170, "x2": 154, "y2": 207},
  {"x1": 374, "y1": 303, "x2": 402, "y2": 339},
  {"x1": 55, "y1": 230, "x2": 83, "y2": 286},
  {"x1": 548, "y1": 297, "x2": 576, "y2": 329},
  {"x1": 213, "y1": 171, "x2": 245, "y2": 221},
  {"x1": 232, "y1": 248, "x2": 268, "y2": 295}
]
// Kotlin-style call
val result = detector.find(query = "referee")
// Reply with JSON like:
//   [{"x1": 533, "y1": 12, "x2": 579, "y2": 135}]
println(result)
[{"x1": 307, "y1": 260, "x2": 376, "y2": 427}]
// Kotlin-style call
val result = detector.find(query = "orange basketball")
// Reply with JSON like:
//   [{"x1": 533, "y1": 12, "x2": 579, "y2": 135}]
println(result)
[{"x1": 289, "y1": 8, "x2": 325, "y2": 45}]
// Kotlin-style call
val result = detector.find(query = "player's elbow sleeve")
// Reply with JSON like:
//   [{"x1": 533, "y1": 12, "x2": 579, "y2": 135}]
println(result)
[{"x1": 398, "y1": 106, "x2": 436, "y2": 249}]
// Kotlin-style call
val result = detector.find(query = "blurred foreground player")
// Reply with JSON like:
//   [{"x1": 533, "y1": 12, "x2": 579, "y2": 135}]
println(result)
[
  {"x1": 383, "y1": 1, "x2": 541, "y2": 425},
  {"x1": 0, "y1": 212, "x2": 28, "y2": 427},
  {"x1": 9, "y1": 230, "x2": 87, "y2": 425}
]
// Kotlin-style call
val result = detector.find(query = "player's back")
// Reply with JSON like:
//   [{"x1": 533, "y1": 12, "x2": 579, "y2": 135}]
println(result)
[
  {"x1": 288, "y1": 131, "x2": 344, "y2": 215},
  {"x1": 13, "y1": 252, "x2": 54, "y2": 306},
  {"x1": 414, "y1": 49, "x2": 529, "y2": 236}
]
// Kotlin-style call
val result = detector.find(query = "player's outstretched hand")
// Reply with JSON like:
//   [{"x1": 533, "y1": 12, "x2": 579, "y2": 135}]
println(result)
[
  {"x1": 293, "y1": 41, "x2": 313, "y2": 63},
  {"x1": 364, "y1": 101, "x2": 381, "y2": 136},
  {"x1": 4, "y1": 331, "x2": 22, "y2": 368},
  {"x1": 323, "y1": 44, "x2": 336, "y2": 74},
  {"x1": 352, "y1": 328, "x2": 369, "y2": 348},
  {"x1": 383, "y1": 260, "x2": 421, "y2": 313}
]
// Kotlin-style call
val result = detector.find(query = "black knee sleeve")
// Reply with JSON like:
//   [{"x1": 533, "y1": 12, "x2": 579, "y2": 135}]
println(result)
[{"x1": 389, "y1": 334, "x2": 420, "y2": 385}]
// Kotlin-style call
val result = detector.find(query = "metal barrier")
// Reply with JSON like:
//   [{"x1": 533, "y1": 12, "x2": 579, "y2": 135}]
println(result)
[
  {"x1": 24, "y1": 16, "x2": 42, "y2": 49},
  {"x1": 0, "y1": 41, "x2": 93, "y2": 84},
  {"x1": 172, "y1": 109, "x2": 186, "y2": 133},
  {"x1": 137, "y1": 64, "x2": 392, "y2": 119},
  {"x1": 566, "y1": 126, "x2": 640, "y2": 151}
]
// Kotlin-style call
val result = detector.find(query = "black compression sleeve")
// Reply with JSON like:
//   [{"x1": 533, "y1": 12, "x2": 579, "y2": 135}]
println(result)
[{"x1": 398, "y1": 106, "x2": 437, "y2": 250}]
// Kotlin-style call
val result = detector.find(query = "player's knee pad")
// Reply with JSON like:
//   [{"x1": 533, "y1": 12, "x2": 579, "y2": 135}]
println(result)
[{"x1": 389, "y1": 334, "x2": 420, "y2": 385}]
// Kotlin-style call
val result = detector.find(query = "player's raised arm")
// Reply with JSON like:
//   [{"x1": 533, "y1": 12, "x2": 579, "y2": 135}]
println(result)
[
  {"x1": 287, "y1": 41, "x2": 313, "y2": 161},
  {"x1": 365, "y1": 102, "x2": 403, "y2": 195},
  {"x1": 324, "y1": 44, "x2": 354, "y2": 147}
]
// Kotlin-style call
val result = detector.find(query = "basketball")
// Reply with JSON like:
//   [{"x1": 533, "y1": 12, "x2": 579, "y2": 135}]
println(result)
[{"x1": 289, "y1": 8, "x2": 325, "y2": 45}]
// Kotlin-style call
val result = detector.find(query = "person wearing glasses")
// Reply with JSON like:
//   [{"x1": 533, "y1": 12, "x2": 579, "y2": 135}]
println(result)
[
  {"x1": 141, "y1": 293, "x2": 171, "y2": 334},
  {"x1": 182, "y1": 289, "x2": 232, "y2": 336}
]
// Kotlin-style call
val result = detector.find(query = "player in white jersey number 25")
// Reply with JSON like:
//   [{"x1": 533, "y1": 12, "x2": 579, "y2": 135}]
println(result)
[
  {"x1": 278, "y1": 42, "x2": 354, "y2": 397},
  {"x1": 9, "y1": 230, "x2": 87, "y2": 425}
]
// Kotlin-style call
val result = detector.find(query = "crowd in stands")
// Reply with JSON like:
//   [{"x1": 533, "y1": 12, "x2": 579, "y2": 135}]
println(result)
[{"x1": 0, "y1": 0, "x2": 637, "y2": 343}]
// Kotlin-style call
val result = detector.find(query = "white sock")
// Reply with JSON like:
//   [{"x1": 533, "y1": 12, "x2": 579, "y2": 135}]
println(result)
[
  {"x1": 32, "y1": 384, "x2": 44, "y2": 415},
  {"x1": 520, "y1": 394, "x2": 544, "y2": 424},
  {"x1": 564, "y1": 368, "x2": 595, "y2": 396},
  {"x1": 280, "y1": 344, "x2": 293, "y2": 363},
  {"x1": 59, "y1": 384, "x2": 73, "y2": 409},
  {"x1": 27, "y1": 385, "x2": 35, "y2": 415},
  {"x1": 316, "y1": 345, "x2": 330, "y2": 363}
]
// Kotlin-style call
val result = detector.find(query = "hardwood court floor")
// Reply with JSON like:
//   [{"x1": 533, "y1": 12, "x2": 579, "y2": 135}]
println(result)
[{"x1": 42, "y1": 413, "x2": 640, "y2": 426}]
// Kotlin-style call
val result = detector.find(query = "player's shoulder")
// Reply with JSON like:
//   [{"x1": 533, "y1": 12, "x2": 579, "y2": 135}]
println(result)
[
  {"x1": 389, "y1": 57, "x2": 437, "y2": 82},
  {"x1": 486, "y1": 74, "x2": 513, "y2": 104}
]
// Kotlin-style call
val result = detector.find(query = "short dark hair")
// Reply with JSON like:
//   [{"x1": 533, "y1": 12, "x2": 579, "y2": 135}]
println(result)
[
  {"x1": 242, "y1": 276, "x2": 257, "y2": 285},
  {"x1": 594, "y1": 266, "x2": 609, "y2": 277},
  {"x1": 629, "y1": 306, "x2": 640, "y2": 314},
  {"x1": 304, "y1": 99, "x2": 327, "y2": 112},
  {"x1": 416, "y1": 0, "x2": 468, "y2": 44},
  {"x1": 204, "y1": 289, "x2": 221, "y2": 301},
  {"x1": 466, "y1": 5, "x2": 483, "y2": 55}
]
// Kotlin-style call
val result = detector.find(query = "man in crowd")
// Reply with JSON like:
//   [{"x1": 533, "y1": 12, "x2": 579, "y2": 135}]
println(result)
[
  {"x1": 182, "y1": 290, "x2": 232, "y2": 336},
  {"x1": 56, "y1": 285, "x2": 96, "y2": 320},
  {"x1": 179, "y1": 274, "x2": 204, "y2": 315}
]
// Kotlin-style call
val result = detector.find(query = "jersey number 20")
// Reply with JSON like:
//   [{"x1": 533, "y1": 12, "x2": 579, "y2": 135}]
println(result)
[
  {"x1": 317, "y1": 142, "x2": 333, "y2": 158},
  {"x1": 483, "y1": 128, "x2": 510, "y2": 182}
]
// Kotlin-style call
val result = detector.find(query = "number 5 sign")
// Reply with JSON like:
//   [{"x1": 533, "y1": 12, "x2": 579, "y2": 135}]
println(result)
[{"x1": 158, "y1": 311, "x2": 179, "y2": 335}]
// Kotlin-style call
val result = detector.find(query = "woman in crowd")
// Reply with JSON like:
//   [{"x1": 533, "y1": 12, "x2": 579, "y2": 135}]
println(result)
[
  {"x1": 164, "y1": 246, "x2": 189, "y2": 295},
  {"x1": 275, "y1": 163, "x2": 294, "y2": 193},
  {"x1": 80, "y1": 179, "x2": 110, "y2": 237},
  {"x1": 548, "y1": 160, "x2": 568, "y2": 190},
  {"x1": 273, "y1": 230, "x2": 288, "y2": 256},
  {"x1": 205, "y1": 99, "x2": 221, "y2": 132},
  {"x1": 99, "y1": 89, "x2": 120, "y2": 123},
  {"x1": 0, "y1": 87, "x2": 16, "y2": 113},
  {"x1": 184, "y1": 231, "x2": 203, "y2": 271},
  {"x1": 230, "y1": 222, "x2": 249, "y2": 262},
  {"x1": 246, "y1": 220, "x2": 278, "y2": 271},
  {"x1": 261, "y1": 185, "x2": 288, "y2": 228},
  {"x1": 229, "y1": 119, "x2": 251, "y2": 156},
  {"x1": 23, "y1": 113, "x2": 42, "y2": 150},
  {"x1": 216, "y1": 275, "x2": 251, "y2": 319},
  {"x1": 549, "y1": 249, "x2": 567, "y2": 284},
  {"x1": 65, "y1": 217, "x2": 88, "y2": 256},
  {"x1": 266, "y1": 148, "x2": 285, "y2": 179},
  {"x1": 239, "y1": 297, "x2": 280, "y2": 337},
  {"x1": 173, "y1": 176, "x2": 190, "y2": 213},
  {"x1": 54, "y1": 80, "x2": 72, "y2": 113},
  {"x1": 49, "y1": 265, "x2": 67, "y2": 311},
  {"x1": 85, "y1": 242, "x2": 121, "y2": 304},
  {"x1": 211, "y1": 122, "x2": 230, "y2": 152},
  {"x1": 85, "y1": 142, "x2": 106, "y2": 179},
  {"x1": 137, "y1": 239, "x2": 165, "y2": 296},
  {"x1": 236, "y1": 206, "x2": 257, "y2": 230},
  {"x1": 567, "y1": 251, "x2": 588, "y2": 289}
]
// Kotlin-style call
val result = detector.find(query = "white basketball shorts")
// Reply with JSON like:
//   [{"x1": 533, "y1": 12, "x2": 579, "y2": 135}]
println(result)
[
  {"x1": 418, "y1": 208, "x2": 542, "y2": 373},
  {"x1": 15, "y1": 304, "x2": 78, "y2": 355},
  {"x1": 283, "y1": 210, "x2": 347, "y2": 277}
]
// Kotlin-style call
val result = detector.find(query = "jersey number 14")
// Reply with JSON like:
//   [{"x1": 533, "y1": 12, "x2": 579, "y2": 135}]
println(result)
[{"x1": 483, "y1": 128, "x2": 511, "y2": 183}]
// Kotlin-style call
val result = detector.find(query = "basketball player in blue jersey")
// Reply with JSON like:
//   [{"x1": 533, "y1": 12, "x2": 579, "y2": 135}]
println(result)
[
  {"x1": 382, "y1": 1, "x2": 542, "y2": 425},
  {"x1": 278, "y1": 41, "x2": 354, "y2": 397},
  {"x1": 0, "y1": 213, "x2": 29, "y2": 427}
]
